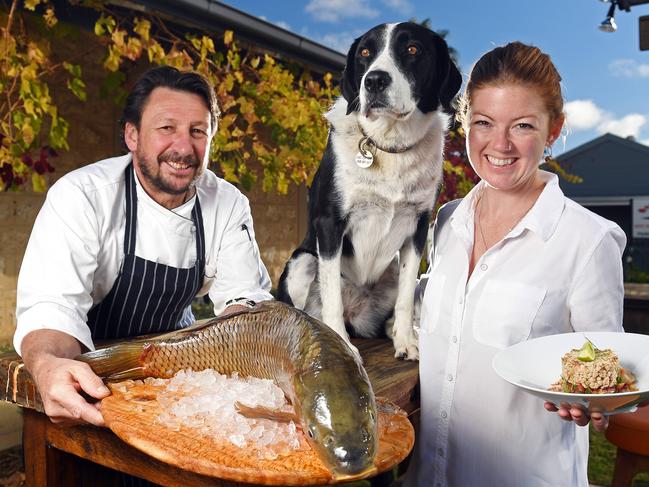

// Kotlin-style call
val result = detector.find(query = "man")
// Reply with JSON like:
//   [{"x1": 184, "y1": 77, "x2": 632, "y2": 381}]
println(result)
[{"x1": 14, "y1": 66, "x2": 272, "y2": 427}]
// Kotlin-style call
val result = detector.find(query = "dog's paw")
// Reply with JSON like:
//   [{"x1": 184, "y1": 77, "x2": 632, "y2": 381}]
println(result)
[{"x1": 392, "y1": 328, "x2": 419, "y2": 361}]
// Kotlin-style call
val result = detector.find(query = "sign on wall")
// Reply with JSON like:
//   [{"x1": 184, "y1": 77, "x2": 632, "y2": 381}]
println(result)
[{"x1": 633, "y1": 197, "x2": 649, "y2": 238}]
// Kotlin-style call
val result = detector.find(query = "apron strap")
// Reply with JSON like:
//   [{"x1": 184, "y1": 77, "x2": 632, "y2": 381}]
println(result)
[{"x1": 124, "y1": 164, "x2": 138, "y2": 255}]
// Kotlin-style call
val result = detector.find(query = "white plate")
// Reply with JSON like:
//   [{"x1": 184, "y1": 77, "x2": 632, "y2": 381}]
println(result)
[{"x1": 492, "y1": 332, "x2": 649, "y2": 415}]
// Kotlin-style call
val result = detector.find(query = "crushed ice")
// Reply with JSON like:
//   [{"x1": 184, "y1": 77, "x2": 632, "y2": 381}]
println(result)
[{"x1": 145, "y1": 369, "x2": 306, "y2": 459}]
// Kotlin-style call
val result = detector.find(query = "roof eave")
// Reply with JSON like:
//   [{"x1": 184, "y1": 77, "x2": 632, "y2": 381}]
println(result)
[{"x1": 116, "y1": 0, "x2": 346, "y2": 74}]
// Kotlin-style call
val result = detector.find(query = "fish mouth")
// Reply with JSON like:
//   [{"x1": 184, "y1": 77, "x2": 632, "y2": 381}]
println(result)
[{"x1": 332, "y1": 465, "x2": 378, "y2": 482}]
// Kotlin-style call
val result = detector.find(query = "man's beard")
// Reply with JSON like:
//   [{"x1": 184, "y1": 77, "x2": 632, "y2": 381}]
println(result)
[{"x1": 136, "y1": 149, "x2": 202, "y2": 196}]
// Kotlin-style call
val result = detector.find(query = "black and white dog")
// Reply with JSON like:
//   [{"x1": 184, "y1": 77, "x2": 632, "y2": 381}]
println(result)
[{"x1": 278, "y1": 22, "x2": 461, "y2": 360}]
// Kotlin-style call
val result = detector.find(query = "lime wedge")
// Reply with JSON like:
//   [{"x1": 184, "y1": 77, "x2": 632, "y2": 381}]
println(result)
[{"x1": 577, "y1": 341, "x2": 596, "y2": 362}]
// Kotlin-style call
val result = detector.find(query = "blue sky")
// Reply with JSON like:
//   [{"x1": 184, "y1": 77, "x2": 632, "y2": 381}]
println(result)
[{"x1": 222, "y1": 0, "x2": 649, "y2": 155}]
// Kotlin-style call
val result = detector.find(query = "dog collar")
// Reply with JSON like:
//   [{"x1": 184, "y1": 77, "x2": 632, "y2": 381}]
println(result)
[
  {"x1": 358, "y1": 126, "x2": 419, "y2": 154},
  {"x1": 355, "y1": 126, "x2": 419, "y2": 169}
]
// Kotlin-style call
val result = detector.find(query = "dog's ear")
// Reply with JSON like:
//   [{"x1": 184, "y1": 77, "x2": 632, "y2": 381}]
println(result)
[
  {"x1": 439, "y1": 56, "x2": 462, "y2": 113},
  {"x1": 341, "y1": 36, "x2": 362, "y2": 115},
  {"x1": 435, "y1": 37, "x2": 463, "y2": 113}
]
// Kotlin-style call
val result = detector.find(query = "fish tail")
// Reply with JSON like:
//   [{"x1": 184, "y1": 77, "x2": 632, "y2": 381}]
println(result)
[{"x1": 77, "y1": 342, "x2": 149, "y2": 381}]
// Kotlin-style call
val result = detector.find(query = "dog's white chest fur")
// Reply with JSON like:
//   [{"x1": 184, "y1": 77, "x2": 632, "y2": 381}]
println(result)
[{"x1": 327, "y1": 100, "x2": 446, "y2": 284}]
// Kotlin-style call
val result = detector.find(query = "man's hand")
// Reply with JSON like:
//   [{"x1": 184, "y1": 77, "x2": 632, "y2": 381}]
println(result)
[
  {"x1": 544, "y1": 401, "x2": 608, "y2": 432},
  {"x1": 21, "y1": 330, "x2": 110, "y2": 426},
  {"x1": 32, "y1": 355, "x2": 110, "y2": 426}
]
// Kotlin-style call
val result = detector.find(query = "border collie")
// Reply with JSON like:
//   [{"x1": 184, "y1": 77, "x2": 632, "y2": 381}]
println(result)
[{"x1": 278, "y1": 22, "x2": 461, "y2": 360}]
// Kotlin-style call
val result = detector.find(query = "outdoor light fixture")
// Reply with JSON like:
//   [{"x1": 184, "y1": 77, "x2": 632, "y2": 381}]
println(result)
[
  {"x1": 597, "y1": 0, "x2": 649, "y2": 34},
  {"x1": 599, "y1": 1, "x2": 618, "y2": 32}
]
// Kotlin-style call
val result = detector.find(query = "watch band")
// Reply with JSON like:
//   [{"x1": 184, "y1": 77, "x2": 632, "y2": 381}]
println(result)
[{"x1": 225, "y1": 297, "x2": 256, "y2": 308}]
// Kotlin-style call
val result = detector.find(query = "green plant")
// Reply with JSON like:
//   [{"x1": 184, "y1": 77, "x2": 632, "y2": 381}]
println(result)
[
  {"x1": 1, "y1": 1, "x2": 337, "y2": 194},
  {"x1": 588, "y1": 425, "x2": 649, "y2": 486},
  {"x1": 626, "y1": 265, "x2": 649, "y2": 284},
  {"x1": 0, "y1": 0, "x2": 85, "y2": 191}
]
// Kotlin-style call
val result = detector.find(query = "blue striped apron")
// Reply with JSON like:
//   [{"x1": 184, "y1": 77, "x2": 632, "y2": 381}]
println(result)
[
  {"x1": 87, "y1": 163, "x2": 205, "y2": 338},
  {"x1": 86, "y1": 163, "x2": 205, "y2": 486}
]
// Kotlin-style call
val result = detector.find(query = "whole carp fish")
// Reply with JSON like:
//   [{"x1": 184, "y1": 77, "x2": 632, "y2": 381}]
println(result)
[{"x1": 78, "y1": 300, "x2": 378, "y2": 480}]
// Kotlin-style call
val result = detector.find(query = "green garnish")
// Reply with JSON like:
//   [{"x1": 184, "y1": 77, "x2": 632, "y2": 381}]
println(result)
[{"x1": 577, "y1": 340, "x2": 596, "y2": 362}]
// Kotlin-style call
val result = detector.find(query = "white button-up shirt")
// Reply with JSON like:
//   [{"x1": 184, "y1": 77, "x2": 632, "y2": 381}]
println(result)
[
  {"x1": 406, "y1": 171, "x2": 626, "y2": 487},
  {"x1": 14, "y1": 154, "x2": 273, "y2": 355}
]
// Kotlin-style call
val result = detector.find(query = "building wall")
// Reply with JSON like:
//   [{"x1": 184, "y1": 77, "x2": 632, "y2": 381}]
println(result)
[{"x1": 0, "y1": 20, "x2": 307, "y2": 349}]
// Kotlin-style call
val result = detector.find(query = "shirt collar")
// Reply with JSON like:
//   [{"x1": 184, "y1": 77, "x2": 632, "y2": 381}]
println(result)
[
  {"x1": 449, "y1": 170, "x2": 565, "y2": 243},
  {"x1": 520, "y1": 171, "x2": 565, "y2": 241}
]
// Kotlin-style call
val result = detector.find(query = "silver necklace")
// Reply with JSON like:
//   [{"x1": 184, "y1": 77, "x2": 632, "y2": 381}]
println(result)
[
  {"x1": 476, "y1": 193, "x2": 536, "y2": 252},
  {"x1": 476, "y1": 196, "x2": 489, "y2": 252}
]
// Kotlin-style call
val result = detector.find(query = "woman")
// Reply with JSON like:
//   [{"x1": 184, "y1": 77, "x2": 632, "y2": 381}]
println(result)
[{"x1": 405, "y1": 42, "x2": 626, "y2": 487}]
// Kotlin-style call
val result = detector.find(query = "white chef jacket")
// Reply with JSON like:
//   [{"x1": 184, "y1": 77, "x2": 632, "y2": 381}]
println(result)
[
  {"x1": 14, "y1": 154, "x2": 273, "y2": 355},
  {"x1": 405, "y1": 171, "x2": 626, "y2": 487}
]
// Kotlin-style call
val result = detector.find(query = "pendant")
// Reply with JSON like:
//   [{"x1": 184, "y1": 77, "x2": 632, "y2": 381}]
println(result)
[
  {"x1": 355, "y1": 136, "x2": 375, "y2": 168},
  {"x1": 355, "y1": 151, "x2": 374, "y2": 168}
]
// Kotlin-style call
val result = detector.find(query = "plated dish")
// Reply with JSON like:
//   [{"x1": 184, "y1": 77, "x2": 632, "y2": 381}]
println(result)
[{"x1": 492, "y1": 332, "x2": 649, "y2": 415}]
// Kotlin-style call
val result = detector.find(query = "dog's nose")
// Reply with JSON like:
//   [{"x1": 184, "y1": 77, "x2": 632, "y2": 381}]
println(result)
[{"x1": 364, "y1": 70, "x2": 391, "y2": 93}]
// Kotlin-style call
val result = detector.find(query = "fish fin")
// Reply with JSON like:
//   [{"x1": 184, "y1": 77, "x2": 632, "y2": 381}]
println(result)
[
  {"x1": 234, "y1": 401, "x2": 298, "y2": 423},
  {"x1": 375, "y1": 396, "x2": 406, "y2": 416},
  {"x1": 77, "y1": 343, "x2": 147, "y2": 382},
  {"x1": 154, "y1": 317, "x2": 221, "y2": 340}
]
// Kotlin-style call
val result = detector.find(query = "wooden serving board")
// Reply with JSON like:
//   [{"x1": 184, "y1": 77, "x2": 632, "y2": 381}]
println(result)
[{"x1": 101, "y1": 380, "x2": 414, "y2": 486}]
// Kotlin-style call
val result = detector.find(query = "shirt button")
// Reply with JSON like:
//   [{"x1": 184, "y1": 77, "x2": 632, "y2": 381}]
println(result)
[
  {"x1": 441, "y1": 410, "x2": 448, "y2": 418},
  {"x1": 447, "y1": 374, "x2": 453, "y2": 382},
  {"x1": 451, "y1": 335, "x2": 457, "y2": 343},
  {"x1": 437, "y1": 447, "x2": 444, "y2": 457},
  {"x1": 458, "y1": 296, "x2": 463, "y2": 304},
  {"x1": 480, "y1": 263, "x2": 488, "y2": 271}
]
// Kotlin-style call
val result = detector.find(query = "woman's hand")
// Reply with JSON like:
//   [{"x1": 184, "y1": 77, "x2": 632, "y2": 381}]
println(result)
[{"x1": 544, "y1": 401, "x2": 608, "y2": 431}]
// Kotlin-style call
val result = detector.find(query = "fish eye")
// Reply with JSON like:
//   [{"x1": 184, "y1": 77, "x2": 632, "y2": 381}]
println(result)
[
  {"x1": 324, "y1": 436, "x2": 334, "y2": 446},
  {"x1": 407, "y1": 45, "x2": 418, "y2": 55},
  {"x1": 307, "y1": 428, "x2": 315, "y2": 439},
  {"x1": 360, "y1": 48, "x2": 371, "y2": 57}
]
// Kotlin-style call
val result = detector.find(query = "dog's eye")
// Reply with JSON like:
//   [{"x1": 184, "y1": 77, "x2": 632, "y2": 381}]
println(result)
[
  {"x1": 360, "y1": 48, "x2": 370, "y2": 57},
  {"x1": 407, "y1": 45, "x2": 418, "y2": 55}
]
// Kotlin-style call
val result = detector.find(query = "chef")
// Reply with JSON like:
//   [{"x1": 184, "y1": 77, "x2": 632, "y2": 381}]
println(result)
[{"x1": 13, "y1": 66, "x2": 273, "y2": 427}]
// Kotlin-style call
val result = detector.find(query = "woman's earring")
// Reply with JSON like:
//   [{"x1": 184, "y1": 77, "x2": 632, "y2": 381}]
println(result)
[{"x1": 543, "y1": 145, "x2": 552, "y2": 162}]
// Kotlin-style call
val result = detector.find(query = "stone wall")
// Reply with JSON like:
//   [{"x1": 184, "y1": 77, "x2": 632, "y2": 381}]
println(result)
[{"x1": 0, "y1": 19, "x2": 307, "y2": 349}]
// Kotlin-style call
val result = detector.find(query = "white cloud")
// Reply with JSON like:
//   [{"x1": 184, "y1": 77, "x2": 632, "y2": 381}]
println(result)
[
  {"x1": 564, "y1": 100, "x2": 606, "y2": 131},
  {"x1": 565, "y1": 99, "x2": 648, "y2": 140},
  {"x1": 257, "y1": 15, "x2": 292, "y2": 32},
  {"x1": 381, "y1": 0, "x2": 414, "y2": 14},
  {"x1": 305, "y1": 0, "x2": 378, "y2": 22},
  {"x1": 314, "y1": 31, "x2": 363, "y2": 54},
  {"x1": 609, "y1": 59, "x2": 649, "y2": 78},
  {"x1": 598, "y1": 114, "x2": 647, "y2": 139},
  {"x1": 274, "y1": 20, "x2": 292, "y2": 31}
]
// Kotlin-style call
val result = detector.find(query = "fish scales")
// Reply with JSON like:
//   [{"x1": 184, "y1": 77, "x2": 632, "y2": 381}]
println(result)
[
  {"x1": 144, "y1": 309, "x2": 300, "y2": 382},
  {"x1": 78, "y1": 301, "x2": 378, "y2": 479}
]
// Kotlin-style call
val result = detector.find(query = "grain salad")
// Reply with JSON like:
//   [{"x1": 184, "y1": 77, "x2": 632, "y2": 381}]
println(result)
[{"x1": 549, "y1": 340, "x2": 637, "y2": 394}]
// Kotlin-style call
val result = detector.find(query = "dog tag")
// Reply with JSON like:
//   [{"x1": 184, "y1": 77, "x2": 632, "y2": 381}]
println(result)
[{"x1": 355, "y1": 151, "x2": 374, "y2": 168}]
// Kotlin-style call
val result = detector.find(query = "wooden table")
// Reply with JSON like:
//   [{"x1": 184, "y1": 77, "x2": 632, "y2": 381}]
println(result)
[{"x1": 1, "y1": 339, "x2": 419, "y2": 486}]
